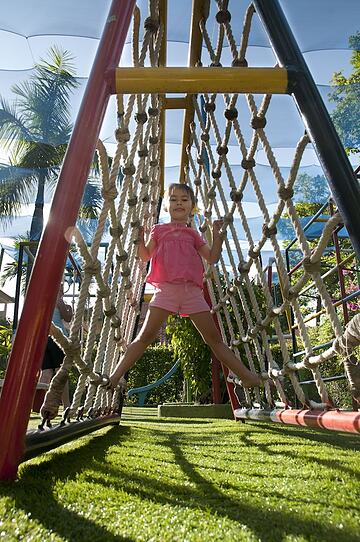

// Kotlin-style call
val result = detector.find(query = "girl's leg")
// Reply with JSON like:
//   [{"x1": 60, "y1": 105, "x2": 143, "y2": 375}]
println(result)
[
  {"x1": 190, "y1": 311, "x2": 262, "y2": 387},
  {"x1": 109, "y1": 306, "x2": 172, "y2": 387}
]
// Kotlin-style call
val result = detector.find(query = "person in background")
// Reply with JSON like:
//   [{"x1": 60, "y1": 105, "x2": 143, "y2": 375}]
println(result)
[{"x1": 39, "y1": 284, "x2": 72, "y2": 409}]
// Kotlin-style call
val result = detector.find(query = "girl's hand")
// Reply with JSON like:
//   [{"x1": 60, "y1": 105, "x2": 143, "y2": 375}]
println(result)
[
  {"x1": 213, "y1": 219, "x2": 224, "y2": 234},
  {"x1": 138, "y1": 225, "x2": 145, "y2": 241}
]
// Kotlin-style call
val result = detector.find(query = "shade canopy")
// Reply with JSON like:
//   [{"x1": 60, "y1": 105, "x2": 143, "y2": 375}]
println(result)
[{"x1": 0, "y1": 0, "x2": 359, "y2": 243}]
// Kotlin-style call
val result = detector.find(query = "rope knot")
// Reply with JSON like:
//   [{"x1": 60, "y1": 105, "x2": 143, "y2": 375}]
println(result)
[
  {"x1": 207, "y1": 188, "x2": 217, "y2": 200},
  {"x1": 197, "y1": 155, "x2": 204, "y2": 165},
  {"x1": 201, "y1": 132, "x2": 210, "y2": 142},
  {"x1": 232, "y1": 58, "x2": 248, "y2": 67},
  {"x1": 223, "y1": 213, "x2": 233, "y2": 226},
  {"x1": 251, "y1": 116, "x2": 266, "y2": 129},
  {"x1": 237, "y1": 262, "x2": 251, "y2": 275},
  {"x1": 211, "y1": 168, "x2": 221, "y2": 179},
  {"x1": 149, "y1": 136, "x2": 159, "y2": 145},
  {"x1": 148, "y1": 107, "x2": 159, "y2": 117},
  {"x1": 140, "y1": 175, "x2": 149, "y2": 185},
  {"x1": 111, "y1": 316, "x2": 121, "y2": 329},
  {"x1": 302, "y1": 355, "x2": 313, "y2": 369},
  {"x1": 101, "y1": 185, "x2": 118, "y2": 201},
  {"x1": 127, "y1": 195, "x2": 138, "y2": 207},
  {"x1": 302, "y1": 256, "x2": 322, "y2": 274},
  {"x1": 116, "y1": 250, "x2": 128, "y2": 263},
  {"x1": 67, "y1": 340, "x2": 82, "y2": 358},
  {"x1": 204, "y1": 101, "x2": 216, "y2": 113},
  {"x1": 278, "y1": 186, "x2": 294, "y2": 201},
  {"x1": 115, "y1": 127, "x2": 130, "y2": 143},
  {"x1": 150, "y1": 159, "x2": 158, "y2": 167},
  {"x1": 138, "y1": 147, "x2": 148, "y2": 158},
  {"x1": 230, "y1": 189, "x2": 243, "y2": 203},
  {"x1": 194, "y1": 176, "x2": 202, "y2": 186},
  {"x1": 262, "y1": 223, "x2": 277, "y2": 238},
  {"x1": 121, "y1": 267, "x2": 131, "y2": 278},
  {"x1": 216, "y1": 145, "x2": 228, "y2": 155},
  {"x1": 135, "y1": 111, "x2": 148, "y2": 124},
  {"x1": 248, "y1": 247, "x2": 260, "y2": 260},
  {"x1": 122, "y1": 164, "x2": 136, "y2": 176},
  {"x1": 85, "y1": 259, "x2": 101, "y2": 275},
  {"x1": 104, "y1": 305, "x2": 117, "y2": 318},
  {"x1": 284, "y1": 287, "x2": 296, "y2": 301},
  {"x1": 216, "y1": 9, "x2": 231, "y2": 23},
  {"x1": 131, "y1": 219, "x2": 141, "y2": 228},
  {"x1": 110, "y1": 224, "x2": 124, "y2": 238},
  {"x1": 224, "y1": 108, "x2": 238, "y2": 121},
  {"x1": 98, "y1": 285, "x2": 111, "y2": 298},
  {"x1": 241, "y1": 158, "x2": 255, "y2": 170},
  {"x1": 144, "y1": 16, "x2": 159, "y2": 33}
]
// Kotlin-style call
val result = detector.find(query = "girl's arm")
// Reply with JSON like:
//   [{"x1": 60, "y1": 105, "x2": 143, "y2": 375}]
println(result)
[
  {"x1": 137, "y1": 226, "x2": 157, "y2": 262},
  {"x1": 198, "y1": 219, "x2": 224, "y2": 264}
]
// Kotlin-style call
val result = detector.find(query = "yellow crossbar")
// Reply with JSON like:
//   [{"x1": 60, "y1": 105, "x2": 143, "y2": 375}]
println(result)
[{"x1": 114, "y1": 67, "x2": 289, "y2": 94}]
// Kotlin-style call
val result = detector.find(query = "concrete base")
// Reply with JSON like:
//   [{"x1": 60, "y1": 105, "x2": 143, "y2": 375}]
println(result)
[{"x1": 158, "y1": 403, "x2": 233, "y2": 419}]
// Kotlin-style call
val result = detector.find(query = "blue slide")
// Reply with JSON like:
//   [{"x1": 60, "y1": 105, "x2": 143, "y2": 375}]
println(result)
[{"x1": 127, "y1": 360, "x2": 181, "y2": 406}]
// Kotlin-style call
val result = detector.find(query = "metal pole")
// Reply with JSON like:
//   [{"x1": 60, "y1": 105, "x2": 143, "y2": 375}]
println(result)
[
  {"x1": 253, "y1": 0, "x2": 360, "y2": 259},
  {"x1": 0, "y1": 0, "x2": 136, "y2": 480}
]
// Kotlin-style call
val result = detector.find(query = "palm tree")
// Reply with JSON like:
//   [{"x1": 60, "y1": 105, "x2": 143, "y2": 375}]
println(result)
[{"x1": 0, "y1": 45, "x2": 102, "y2": 241}]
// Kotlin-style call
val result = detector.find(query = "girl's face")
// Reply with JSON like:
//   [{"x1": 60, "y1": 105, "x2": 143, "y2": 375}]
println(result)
[{"x1": 167, "y1": 187, "x2": 194, "y2": 223}]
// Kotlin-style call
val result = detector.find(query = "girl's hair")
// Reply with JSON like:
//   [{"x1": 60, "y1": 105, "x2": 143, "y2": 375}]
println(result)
[{"x1": 164, "y1": 183, "x2": 196, "y2": 208}]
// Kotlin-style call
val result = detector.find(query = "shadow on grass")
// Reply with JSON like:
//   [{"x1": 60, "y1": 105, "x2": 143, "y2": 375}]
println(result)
[
  {"x1": 0, "y1": 426, "x2": 134, "y2": 542},
  {"x1": 240, "y1": 421, "x2": 360, "y2": 479},
  {"x1": 250, "y1": 420, "x2": 360, "y2": 450},
  {"x1": 89, "y1": 425, "x2": 358, "y2": 542},
  {"x1": 1, "y1": 417, "x2": 359, "y2": 542}
]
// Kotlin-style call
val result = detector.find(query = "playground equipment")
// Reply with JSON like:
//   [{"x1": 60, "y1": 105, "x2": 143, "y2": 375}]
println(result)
[
  {"x1": 0, "y1": 0, "x2": 360, "y2": 480},
  {"x1": 127, "y1": 360, "x2": 181, "y2": 406}
]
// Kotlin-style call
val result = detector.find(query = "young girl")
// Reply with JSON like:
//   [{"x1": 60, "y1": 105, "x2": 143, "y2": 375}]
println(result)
[{"x1": 109, "y1": 183, "x2": 262, "y2": 389}]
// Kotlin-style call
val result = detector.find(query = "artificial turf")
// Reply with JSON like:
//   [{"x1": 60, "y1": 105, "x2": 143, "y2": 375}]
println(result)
[{"x1": 0, "y1": 407, "x2": 359, "y2": 541}]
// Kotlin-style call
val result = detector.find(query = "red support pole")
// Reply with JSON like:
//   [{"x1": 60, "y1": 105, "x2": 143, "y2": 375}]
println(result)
[
  {"x1": 0, "y1": 0, "x2": 136, "y2": 480},
  {"x1": 203, "y1": 285, "x2": 239, "y2": 411},
  {"x1": 235, "y1": 407, "x2": 360, "y2": 435}
]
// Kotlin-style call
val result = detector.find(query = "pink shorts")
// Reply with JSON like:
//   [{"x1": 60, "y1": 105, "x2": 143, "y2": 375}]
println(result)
[{"x1": 149, "y1": 282, "x2": 210, "y2": 316}]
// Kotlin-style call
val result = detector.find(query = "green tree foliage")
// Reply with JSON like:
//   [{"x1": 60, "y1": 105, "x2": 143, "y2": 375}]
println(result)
[
  {"x1": 166, "y1": 315, "x2": 211, "y2": 401},
  {"x1": 0, "y1": 46, "x2": 102, "y2": 242},
  {"x1": 278, "y1": 173, "x2": 330, "y2": 241},
  {"x1": 329, "y1": 31, "x2": 360, "y2": 155},
  {"x1": 0, "y1": 319, "x2": 12, "y2": 377}
]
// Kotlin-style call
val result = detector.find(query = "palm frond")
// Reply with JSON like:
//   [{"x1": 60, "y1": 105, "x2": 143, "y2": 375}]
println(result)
[
  {"x1": 79, "y1": 179, "x2": 103, "y2": 219},
  {"x1": 0, "y1": 165, "x2": 38, "y2": 222}
]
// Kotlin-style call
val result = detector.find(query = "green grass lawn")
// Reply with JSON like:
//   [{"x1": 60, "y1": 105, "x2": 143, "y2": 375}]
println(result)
[{"x1": 0, "y1": 406, "x2": 359, "y2": 541}]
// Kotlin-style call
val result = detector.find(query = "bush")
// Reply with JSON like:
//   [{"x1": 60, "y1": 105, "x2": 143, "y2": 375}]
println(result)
[
  {"x1": 125, "y1": 344, "x2": 184, "y2": 405},
  {"x1": 304, "y1": 320, "x2": 353, "y2": 409},
  {"x1": 166, "y1": 315, "x2": 212, "y2": 402}
]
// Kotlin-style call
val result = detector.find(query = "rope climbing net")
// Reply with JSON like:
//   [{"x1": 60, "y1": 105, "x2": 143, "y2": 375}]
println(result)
[{"x1": 41, "y1": 0, "x2": 360, "y2": 424}]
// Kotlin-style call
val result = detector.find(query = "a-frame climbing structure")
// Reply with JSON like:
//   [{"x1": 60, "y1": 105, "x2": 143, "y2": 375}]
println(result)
[{"x1": 1, "y1": 0, "x2": 360, "y2": 480}]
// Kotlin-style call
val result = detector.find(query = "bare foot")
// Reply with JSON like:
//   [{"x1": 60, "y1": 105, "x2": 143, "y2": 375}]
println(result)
[
  {"x1": 240, "y1": 373, "x2": 263, "y2": 388},
  {"x1": 107, "y1": 375, "x2": 127, "y2": 392}
]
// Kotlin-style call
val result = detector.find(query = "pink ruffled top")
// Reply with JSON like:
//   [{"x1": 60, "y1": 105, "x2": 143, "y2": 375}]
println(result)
[{"x1": 146, "y1": 222, "x2": 206, "y2": 288}]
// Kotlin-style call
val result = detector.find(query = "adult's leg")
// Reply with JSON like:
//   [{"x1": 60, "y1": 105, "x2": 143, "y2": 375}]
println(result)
[
  {"x1": 39, "y1": 368, "x2": 54, "y2": 385},
  {"x1": 109, "y1": 306, "x2": 172, "y2": 387},
  {"x1": 190, "y1": 311, "x2": 262, "y2": 387}
]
